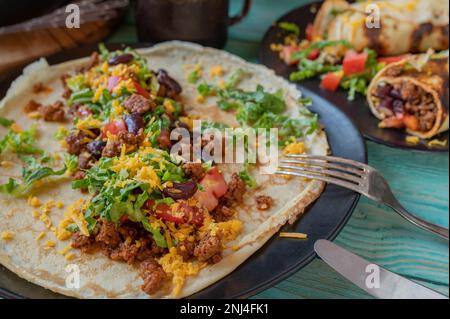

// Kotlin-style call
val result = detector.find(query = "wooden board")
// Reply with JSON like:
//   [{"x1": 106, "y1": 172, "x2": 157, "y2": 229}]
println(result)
[{"x1": 0, "y1": 21, "x2": 116, "y2": 74}]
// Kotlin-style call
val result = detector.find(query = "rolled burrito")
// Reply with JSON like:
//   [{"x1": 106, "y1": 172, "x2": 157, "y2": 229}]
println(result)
[
  {"x1": 367, "y1": 51, "x2": 449, "y2": 139},
  {"x1": 312, "y1": 0, "x2": 449, "y2": 56}
]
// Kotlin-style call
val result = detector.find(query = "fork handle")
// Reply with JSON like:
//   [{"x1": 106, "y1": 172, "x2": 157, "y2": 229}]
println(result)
[{"x1": 389, "y1": 200, "x2": 449, "y2": 240}]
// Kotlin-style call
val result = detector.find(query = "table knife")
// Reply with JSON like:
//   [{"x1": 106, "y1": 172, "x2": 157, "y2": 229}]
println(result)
[{"x1": 314, "y1": 239, "x2": 448, "y2": 299}]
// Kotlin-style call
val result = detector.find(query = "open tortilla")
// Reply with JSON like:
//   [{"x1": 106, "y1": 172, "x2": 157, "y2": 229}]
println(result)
[
  {"x1": 367, "y1": 51, "x2": 449, "y2": 139},
  {"x1": 312, "y1": 0, "x2": 449, "y2": 56},
  {"x1": 0, "y1": 42, "x2": 329, "y2": 298}
]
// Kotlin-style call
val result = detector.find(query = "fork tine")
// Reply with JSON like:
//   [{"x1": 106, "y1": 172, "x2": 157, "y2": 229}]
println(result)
[
  {"x1": 286, "y1": 154, "x2": 369, "y2": 170},
  {"x1": 274, "y1": 170, "x2": 362, "y2": 193},
  {"x1": 278, "y1": 164, "x2": 362, "y2": 184},
  {"x1": 280, "y1": 158, "x2": 364, "y2": 176}
]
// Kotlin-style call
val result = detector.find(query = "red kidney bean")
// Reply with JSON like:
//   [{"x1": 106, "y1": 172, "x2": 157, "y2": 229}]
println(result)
[
  {"x1": 162, "y1": 180, "x2": 198, "y2": 200},
  {"x1": 156, "y1": 69, "x2": 182, "y2": 95},
  {"x1": 123, "y1": 113, "x2": 145, "y2": 135},
  {"x1": 376, "y1": 84, "x2": 393, "y2": 99},
  {"x1": 86, "y1": 140, "x2": 106, "y2": 159},
  {"x1": 108, "y1": 53, "x2": 134, "y2": 66}
]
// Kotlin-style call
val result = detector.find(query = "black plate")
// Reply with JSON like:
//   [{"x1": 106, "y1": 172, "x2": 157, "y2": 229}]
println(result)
[
  {"x1": 0, "y1": 44, "x2": 366, "y2": 299},
  {"x1": 259, "y1": 1, "x2": 449, "y2": 152}
]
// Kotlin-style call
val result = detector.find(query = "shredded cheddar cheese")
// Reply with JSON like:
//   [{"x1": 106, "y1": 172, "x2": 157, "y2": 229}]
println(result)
[
  {"x1": 35, "y1": 232, "x2": 46, "y2": 241},
  {"x1": 28, "y1": 196, "x2": 41, "y2": 208},
  {"x1": 428, "y1": 139, "x2": 447, "y2": 147},
  {"x1": 1, "y1": 230, "x2": 15, "y2": 240},
  {"x1": 65, "y1": 253, "x2": 75, "y2": 261},
  {"x1": 58, "y1": 244, "x2": 72, "y2": 256},
  {"x1": 32, "y1": 210, "x2": 40, "y2": 219},
  {"x1": 44, "y1": 240, "x2": 56, "y2": 250},
  {"x1": 209, "y1": 65, "x2": 224, "y2": 78},
  {"x1": 195, "y1": 95, "x2": 205, "y2": 103},
  {"x1": 158, "y1": 247, "x2": 202, "y2": 297},
  {"x1": 279, "y1": 232, "x2": 308, "y2": 239},
  {"x1": 283, "y1": 141, "x2": 305, "y2": 155},
  {"x1": 56, "y1": 199, "x2": 89, "y2": 240},
  {"x1": 0, "y1": 161, "x2": 14, "y2": 168},
  {"x1": 10, "y1": 123, "x2": 23, "y2": 133},
  {"x1": 406, "y1": 136, "x2": 420, "y2": 145}
]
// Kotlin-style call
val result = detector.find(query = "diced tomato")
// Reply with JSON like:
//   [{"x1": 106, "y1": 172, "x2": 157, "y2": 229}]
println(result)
[
  {"x1": 145, "y1": 200, "x2": 185, "y2": 224},
  {"x1": 200, "y1": 167, "x2": 228, "y2": 198},
  {"x1": 320, "y1": 72, "x2": 343, "y2": 92},
  {"x1": 177, "y1": 201, "x2": 204, "y2": 227},
  {"x1": 343, "y1": 50, "x2": 368, "y2": 75},
  {"x1": 107, "y1": 76, "x2": 121, "y2": 92},
  {"x1": 281, "y1": 45, "x2": 301, "y2": 65},
  {"x1": 194, "y1": 190, "x2": 219, "y2": 212},
  {"x1": 377, "y1": 55, "x2": 407, "y2": 65},
  {"x1": 403, "y1": 114, "x2": 420, "y2": 131},
  {"x1": 158, "y1": 212, "x2": 184, "y2": 224},
  {"x1": 307, "y1": 48, "x2": 320, "y2": 60},
  {"x1": 133, "y1": 81, "x2": 150, "y2": 98},
  {"x1": 102, "y1": 119, "x2": 127, "y2": 137},
  {"x1": 120, "y1": 215, "x2": 129, "y2": 223},
  {"x1": 306, "y1": 23, "x2": 314, "y2": 41},
  {"x1": 193, "y1": 167, "x2": 228, "y2": 211}
]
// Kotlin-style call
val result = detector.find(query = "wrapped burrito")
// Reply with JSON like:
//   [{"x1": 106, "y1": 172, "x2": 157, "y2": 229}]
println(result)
[
  {"x1": 312, "y1": 0, "x2": 449, "y2": 56},
  {"x1": 367, "y1": 51, "x2": 449, "y2": 139}
]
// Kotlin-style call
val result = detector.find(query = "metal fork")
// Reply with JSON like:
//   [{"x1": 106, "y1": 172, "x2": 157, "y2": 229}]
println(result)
[{"x1": 275, "y1": 154, "x2": 449, "y2": 240}]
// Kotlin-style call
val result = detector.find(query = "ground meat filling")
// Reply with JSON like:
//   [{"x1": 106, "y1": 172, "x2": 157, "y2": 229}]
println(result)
[
  {"x1": 140, "y1": 259, "x2": 166, "y2": 295},
  {"x1": 177, "y1": 239, "x2": 196, "y2": 261},
  {"x1": 375, "y1": 82, "x2": 437, "y2": 132},
  {"x1": 23, "y1": 100, "x2": 65, "y2": 122},
  {"x1": 123, "y1": 94, "x2": 156, "y2": 114},
  {"x1": 256, "y1": 195, "x2": 273, "y2": 211},
  {"x1": 61, "y1": 74, "x2": 72, "y2": 99},
  {"x1": 66, "y1": 131, "x2": 91, "y2": 155},
  {"x1": 101, "y1": 139, "x2": 121, "y2": 157},
  {"x1": 95, "y1": 221, "x2": 121, "y2": 248},
  {"x1": 71, "y1": 232, "x2": 96, "y2": 253},
  {"x1": 24, "y1": 100, "x2": 42, "y2": 113},
  {"x1": 194, "y1": 231, "x2": 223, "y2": 264},
  {"x1": 212, "y1": 173, "x2": 246, "y2": 221},
  {"x1": 183, "y1": 162, "x2": 205, "y2": 181},
  {"x1": 156, "y1": 128, "x2": 171, "y2": 150},
  {"x1": 223, "y1": 173, "x2": 246, "y2": 205},
  {"x1": 77, "y1": 152, "x2": 94, "y2": 170},
  {"x1": 71, "y1": 219, "x2": 168, "y2": 295}
]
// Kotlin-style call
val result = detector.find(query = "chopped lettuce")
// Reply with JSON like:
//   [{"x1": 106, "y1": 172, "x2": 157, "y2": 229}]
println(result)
[
  {"x1": 0, "y1": 117, "x2": 14, "y2": 127},
  {"x1": 0, "y1": 126, "x2": 43, "y2": 155},
  {"x1": 278, "y1": 22, "x2": 300, "y2": 36}
]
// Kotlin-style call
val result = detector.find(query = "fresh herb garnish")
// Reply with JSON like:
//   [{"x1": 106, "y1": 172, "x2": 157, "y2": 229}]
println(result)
[
  {"x1": 239, "y1": 164, "x2": 256, "y2": 188},
  {"x1": 278, "y1": 22, "x2": 300, "y2": 36},
  {"x1": 0, "y1": 117, "x2": 14, "y2": 127},
  {"x1": 0, "y1": 126, "x2": 43, "y2": 155},
  {"x1": 187, "y1": 70, "x2": 201, "y2": 84},
  {"x1": 0, "y1": 164, "x2": 66, "y2": 196}
]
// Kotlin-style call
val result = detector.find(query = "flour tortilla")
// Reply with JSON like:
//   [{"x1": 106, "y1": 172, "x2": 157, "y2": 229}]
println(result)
[
  {"x1": 0, "y1": 42, "x2": 329, "y2": 298},
  {"x1": 312, "y1": 0, "x2": 449, "y2": 56},
  {"x1": 367, "y1": 52, "x2": 449, "y2": 139}
]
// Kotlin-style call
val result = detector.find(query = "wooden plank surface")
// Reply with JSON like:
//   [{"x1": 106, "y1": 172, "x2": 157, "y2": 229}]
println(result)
[
  {"x1": 106, "y1": 0, "x2": 450, "y2": 299},
  {"x1": 0, "y1": 21, "x2": 116, "y2": 74}
]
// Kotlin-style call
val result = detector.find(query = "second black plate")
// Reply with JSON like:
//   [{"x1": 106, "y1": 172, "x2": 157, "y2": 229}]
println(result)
[{"x1": 259, "y1": 1, "x2": 448, "y2": 152}]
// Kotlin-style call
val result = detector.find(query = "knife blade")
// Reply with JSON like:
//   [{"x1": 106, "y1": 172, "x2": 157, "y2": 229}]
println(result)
[{"x1": 314, "y1": 239, "x2": 448, "y2": 299}]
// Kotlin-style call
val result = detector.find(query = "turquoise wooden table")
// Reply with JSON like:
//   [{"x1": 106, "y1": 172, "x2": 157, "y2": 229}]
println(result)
[{"x1": 108, "y1": 0, "x2": 449, "y2": 299}]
